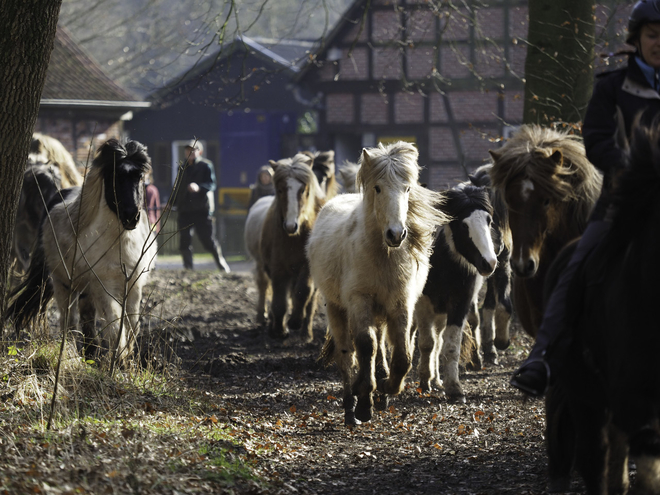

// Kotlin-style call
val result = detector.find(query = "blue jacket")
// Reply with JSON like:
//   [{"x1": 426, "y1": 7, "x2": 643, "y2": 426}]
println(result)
[{"x1": 583, "y1": 55, "x2": 660, "y2": 180}]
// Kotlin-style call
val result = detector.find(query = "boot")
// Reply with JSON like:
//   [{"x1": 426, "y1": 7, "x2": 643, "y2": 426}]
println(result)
[
  {"x1": 212, "y1": 245, "x2": 231, "y2": 273},
  {"x1": 181, "y1": 248, "x2": 194, "y2": 270}
]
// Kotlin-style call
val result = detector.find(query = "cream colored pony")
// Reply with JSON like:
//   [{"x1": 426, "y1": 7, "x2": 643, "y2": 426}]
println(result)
[
  {"x1": 30, "y1": 132, "x2": 83, "y2": 188},
  {"x1": 307, "y1": 141, "x2": 448, "y2": 425}
]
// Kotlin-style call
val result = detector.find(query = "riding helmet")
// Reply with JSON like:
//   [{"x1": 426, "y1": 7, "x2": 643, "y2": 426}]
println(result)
[{"x1": 627, "y1": 0, "x2": 660, "y2": 44}]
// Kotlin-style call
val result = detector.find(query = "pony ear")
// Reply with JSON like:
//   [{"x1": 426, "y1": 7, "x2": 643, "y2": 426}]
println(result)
[
  {"x1": 550, "y1": 149, "x2": 564, "y2": 166},
  {"x1": 488, "y1": 149, "x2": 501, "y2": 163},
  {"x1": 268, "y1": 159, "x2": 279, "y2": 170},
  {"x1": 361, "y1": 148, "x2": 371, "y2": 164}
]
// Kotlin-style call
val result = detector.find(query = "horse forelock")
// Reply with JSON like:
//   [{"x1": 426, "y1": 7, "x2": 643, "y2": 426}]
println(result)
[
  {"x1": 357, "y1": 141, "x2": 419, "y2": 192},
  {"x1": 272, "y1": 161, "x2": 324, "y2": 225}
]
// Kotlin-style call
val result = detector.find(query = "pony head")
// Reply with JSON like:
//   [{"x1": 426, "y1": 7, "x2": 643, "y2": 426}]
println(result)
[
  {"x1": 93, "y1": 139, "x2": 152, "y2": 231},
  {"x1": 358, "y1": 142, "x2": 419, "y2": 247},
  {"x1": 338, "y1": 160, "x2": 360, "y2": 194},
  {"x1": 489, "y1": 125, "x2": 601, "y2": 278},
  {"x1": 311, "y1": 150, "x2": 338, "y2": 200},
  {"x1": 445, "y1": 184, "x2": 498, "y2": 277},
  {"x1": 270, "y1": 153, "x2": 322, "y2": 235}
]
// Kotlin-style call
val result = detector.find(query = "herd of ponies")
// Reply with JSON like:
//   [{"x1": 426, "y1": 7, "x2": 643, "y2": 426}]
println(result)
[{"x1": 7, "y1": 123, "x2": 660, "y2": 493}]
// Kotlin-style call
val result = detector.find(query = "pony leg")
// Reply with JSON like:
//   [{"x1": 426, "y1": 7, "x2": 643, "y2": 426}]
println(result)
[
  {"x1": 299, "y1": 288, "x2": 319, "y2": 344},
  {"x1": 466, "y1": 299, "x2": 483, "y2": 371},
  {"x1": 415, "y1": 297, "x2": 438, "y2": 392},
  {"x1": 349, "y1": 298, "x2": 377, "y2": 423},
  {"x1": 573, "y1": 404, "x2": 609, "y2": 495},
  {"x1": 254, "y1": 263, "x2": 270, "y2": 325},
  {"x1": 373, "y1": 321, "x2": 389, "y2": 411},
  {"x1": 78, "y1": 291, "x2": 99, "y2": 359},
  {"x1": 493, "y1": 261, "x2": 512, "y2": 351},
  {"x1": 288, "y1": 270, "x2": 315, "y2": 342},
  {"x1": 378, "y1": 310, "x2": 413, "y2": 397},
  {"x1": 480, "y1": 277, "x2": 499, "y2": 364},
  {"x1": 607, "y1": 425, "x2": 629, "y2": 495},
  {"x1": 439, "y1": 319, "x2": 466, "y2": 403},
  {"x1": 268, "y1": 277, "x2": 290, "y2": 339},
  {"x1": 326, "y1": 302, "x2": 358, "y2": 425}
]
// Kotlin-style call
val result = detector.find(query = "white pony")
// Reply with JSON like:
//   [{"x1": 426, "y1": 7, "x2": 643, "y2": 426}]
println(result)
[
  {"x1": 7, "y1": 139, "x2": 156, "y2": 365},
  {"x1": 307, "y1": 141, "x2": 448, "y2": 425}
]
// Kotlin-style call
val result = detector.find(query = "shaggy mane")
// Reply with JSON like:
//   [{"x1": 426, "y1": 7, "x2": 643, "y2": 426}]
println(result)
[{"x1": 489, "y1": 125, "x2": 602, "y2": 229}]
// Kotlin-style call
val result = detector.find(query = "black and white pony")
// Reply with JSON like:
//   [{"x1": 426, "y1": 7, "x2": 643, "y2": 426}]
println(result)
[
  {"x1": 6, "y1": 139, "x2": 157, "y2": 364},
  {"x1": 467, "y1": 163, "x2": 513, "y2": 366},
  {"x1": 415, "y1": 183, "x2": 497, "y2": 403}
]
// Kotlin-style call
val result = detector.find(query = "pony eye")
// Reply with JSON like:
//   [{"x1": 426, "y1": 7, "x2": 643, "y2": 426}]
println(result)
[
  {"x1": 375, "y1": 185, "x2": 381, "y2": 194},
  {"x1": 406, "y1": 186, "x2": 410, "y2": 193}
]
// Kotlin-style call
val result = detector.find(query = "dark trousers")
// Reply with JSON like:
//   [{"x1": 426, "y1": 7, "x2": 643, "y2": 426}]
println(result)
[
  {"x1": 178, "y1": 210, "x2": 227, "y2": 270},
  {"x1": 522, "y1": 217, "x2": 611, "y2": 376}
]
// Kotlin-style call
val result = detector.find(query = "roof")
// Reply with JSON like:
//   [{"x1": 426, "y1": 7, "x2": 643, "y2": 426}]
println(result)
[
  {"x1": 40, "y1": 26, "x2": 149, "y2": 109},
  {"x1": 148, "y1": 35, "x2": 317, "y2": 103}
]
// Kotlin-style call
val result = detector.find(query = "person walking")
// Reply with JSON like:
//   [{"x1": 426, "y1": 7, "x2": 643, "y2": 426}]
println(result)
[
  {"x1": 175, "y1": 140, "x2": 231, "y2": 273},
  {"x1": 510, "y1": 0, "x2": 660, "y2": 396}
]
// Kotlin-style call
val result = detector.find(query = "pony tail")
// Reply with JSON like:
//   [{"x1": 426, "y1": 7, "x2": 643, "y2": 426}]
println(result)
[{"x1": 4, "y1": 237, "x2": 53, "y2": 333}]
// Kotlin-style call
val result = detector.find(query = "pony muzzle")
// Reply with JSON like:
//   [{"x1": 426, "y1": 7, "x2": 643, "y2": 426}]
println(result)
[
  {"x1": 385, "y1": 227, "x2": 407, "y2": 247},
  {"x1": 283, "y1": 220, "x2": 299, "y2": 235},
  {"x1": 122, "y1": 211, "x2": 140, "y2": 230}
]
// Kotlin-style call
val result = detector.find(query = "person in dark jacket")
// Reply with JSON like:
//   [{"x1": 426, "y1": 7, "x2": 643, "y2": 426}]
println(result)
[
  {"x1": 511, "y1": 0, "x2": 660, "y2": 397},
  {"x1": 176, "y1": 140, "x2": 231, "y2": 273},
  {"x1": 248, "y1": 164, "x2": 275, "y2": 209}
]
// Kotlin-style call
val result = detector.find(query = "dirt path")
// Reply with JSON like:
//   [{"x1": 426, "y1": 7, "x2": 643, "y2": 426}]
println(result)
[{"x1": 144, "y1": 268, "x2": 579, "y2": 494}]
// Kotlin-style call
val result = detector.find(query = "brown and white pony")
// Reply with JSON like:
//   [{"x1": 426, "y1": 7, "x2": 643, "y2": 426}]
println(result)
[
  {"x1": 308, "y1": 142, "x2": 448, "y2": 425},
  {"x1": 244, "y1": 153, "x2": 324, "y2": 342},
  {"x1": 489, "y1": 125, "x2": 602, "y2": 338}
]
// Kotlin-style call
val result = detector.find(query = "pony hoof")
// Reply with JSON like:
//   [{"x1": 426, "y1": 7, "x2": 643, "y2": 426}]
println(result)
[
  {"x1": 373, "y1": 393, "x2": 389, "y2": 411},
  {"x1": 547, "y1": 476, "x2": 571, "y2": 493},
  {"x1": 466, "y1": 359, "x2": 483, "y2": 371},
  {"x1": 268, "y1": 328, "x2": 290, "y2": 340},
  {"x1": 448, "y1": 394, "x2": 466, "y2": 404},
  {"x1": 483, "y1": 352, "x2": 499, "y2": 366},
  {"x1": 355, "y1": 398, "x2": 373, "y2": 423},
  {"x1": 344, "y1": 411, "x2": 362, "y2": 426}
]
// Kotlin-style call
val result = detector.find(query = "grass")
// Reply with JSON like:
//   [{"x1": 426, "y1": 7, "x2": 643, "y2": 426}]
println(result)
[{"x1": 0, "y1": 336, "x2": 268, "y2": 493}]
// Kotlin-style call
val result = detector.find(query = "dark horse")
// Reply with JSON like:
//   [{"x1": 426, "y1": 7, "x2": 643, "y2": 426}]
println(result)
[
  {"x1": 489, "y1": 125, "x2": 602, "y2": 338},
  {"x1": 545, "y1": 123, "x2": 660, "y2": 494}
]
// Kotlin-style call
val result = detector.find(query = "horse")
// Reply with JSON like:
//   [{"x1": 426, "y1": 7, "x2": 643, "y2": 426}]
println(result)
[
  {"x1": 30, "y1": 133, "x2": 83, "y2": 188},
  {"x1": 415, "y1": 183, "x2": 498, "y2": 402},
  {"x1": 307, "y1": 141, "x2": 448, "y2": 425},
  {"x1": 12, "y1": 163, "x2": 62, "y2": 274},
  {"x1": 11, "y1": 134, "x2": 84, "y2": 274},
  {"x1": 489, "y1": 125, "x2": 602, "y2": 338},
  {"x1": 6, "y1": 139, "x2": 157, "y2": 364},
  {"x1": 337, "y1": 160, "x2": 360, "y2": 193},
  {"x1": 544, "y1": 122, "x2": 660, "y2": 494},
  {"x1": 244, "y1": 152, "x2": 323, "y2": 342},
  {"x1": 308, "y1": 150, "x2": 339, "y2": 200},
  {"x1": 466, "y1": 163, "x2": 513, "y2": 366}
]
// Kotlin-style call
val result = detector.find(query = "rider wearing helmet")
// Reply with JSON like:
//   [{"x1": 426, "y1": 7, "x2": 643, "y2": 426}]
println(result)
[{"x1": 511, "y1": 0, "x2": 660, "y2": 397}]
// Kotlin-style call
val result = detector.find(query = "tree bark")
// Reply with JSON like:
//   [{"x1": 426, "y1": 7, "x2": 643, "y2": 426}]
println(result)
[
  {"x1": 0, "y1": 1, "x2": 62, "y2": 309},
  {"x1": 523, "y1": 0, "x2": 596, "y2": 125}
]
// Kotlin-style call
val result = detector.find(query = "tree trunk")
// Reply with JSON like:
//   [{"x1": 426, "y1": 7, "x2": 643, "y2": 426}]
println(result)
[
  {"x1": 523, "y1": 0, "x2": 596, "y2": 125},
  {"x1": 0, "y1": 1, "x2": 62, "y2": 309}
]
